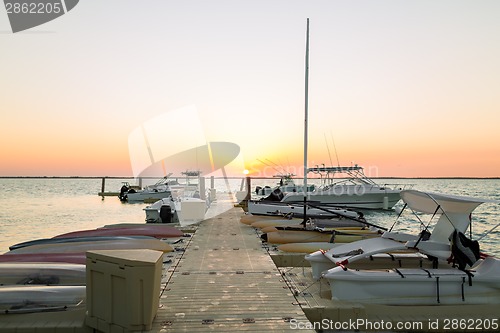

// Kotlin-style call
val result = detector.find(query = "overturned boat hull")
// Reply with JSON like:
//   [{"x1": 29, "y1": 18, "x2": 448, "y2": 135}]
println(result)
[{"x1": 0, "y1": 263, "x2": 86, "y2": 286}]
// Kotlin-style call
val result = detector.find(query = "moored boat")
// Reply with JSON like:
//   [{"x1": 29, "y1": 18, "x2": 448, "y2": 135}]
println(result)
[
  {"x1": 305, "y1": 189, "x2": 493, "y2": 279},
  {"x1": 119, "y1": 174, "x2": 176, "y2": 202},
  {"x1": 252, "y1": 165, "x2": 413, "y2": 210},
  {"x1": 9, "y1": 236, "x2": 154, "y2": 251},
  {"x1": 6, "y1": 238, "x2": 173, "y2": 254},
  {"x1": 0, "y1": 253, "x2": 87, "y2": 265},
  {"x1": 0, "y1": 285, "x2": 86, "y2": 313},
  {"x1": 317, "y1": 190, "x2": 500, "y2": 305},
  {"x1": 324, "y1": 256, "x2": 500, "y2": 305},
  {"x1": 247, "y1": 200, "x2": 364, "y2": 219},
  {"x1": 261, "y1": 229, "x2": 379, "y2": 244},
  {"x1": 52, "y1": 225, "x2": 183, "y2": 239},
  {"x1": 0, "y1": 262, "x2": 86, "y2": 286},
  {"x1": 254, "y1": 173, "x2": 315, "y2": 196}
]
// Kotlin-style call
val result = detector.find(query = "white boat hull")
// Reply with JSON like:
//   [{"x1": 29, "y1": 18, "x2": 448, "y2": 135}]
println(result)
[
  {"x1": 247, "y1": 201, "x2": 362, "y2": 219},
  {"x1": 0, "y1": 263, "x2": 86, "y2": 286},
  {"x1": 281, "y1": 186, "x2": 402, "y2": 210},
  {"x1": 126, "y1": 190, "x2": 171, "y2": 202},
  {"x1": 305, "y1": 236, "x2": 410, "y2": 279},
  {"x1": 0, "y1": 285, "x2": 86, "y2": 312},
  {"x1": 144, "y1": 197, "x2": 207, "y2": 225},
  {"x1": 323, "y1": 257, "x2": 500, "y2": 305},
  {"x1": 144, "y1": 198, "x2": 178, "y2": 223}
]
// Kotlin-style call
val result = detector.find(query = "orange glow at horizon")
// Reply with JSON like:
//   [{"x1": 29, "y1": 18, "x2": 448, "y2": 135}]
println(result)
[{"x1": 1, "y1": 2, "x2": 500, "y2": 178}]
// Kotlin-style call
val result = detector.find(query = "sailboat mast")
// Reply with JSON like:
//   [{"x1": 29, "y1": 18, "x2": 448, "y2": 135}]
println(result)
[
  {"x1": 303, "y1": 18, "x2": 310, "y2": 222},
  {"x1": 303, "y1": 18, "x2": 309, "y2": 195}
]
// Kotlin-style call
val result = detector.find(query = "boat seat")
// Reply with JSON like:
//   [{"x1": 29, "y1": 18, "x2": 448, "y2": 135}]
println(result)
[{"x1": 324, "y1": 237, "x2": 407, "y2": 266}]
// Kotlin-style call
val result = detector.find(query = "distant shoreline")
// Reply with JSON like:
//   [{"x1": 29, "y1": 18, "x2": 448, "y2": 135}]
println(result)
[{"x1": 0, "y1": 176, "x2": 499, "y2": 180}]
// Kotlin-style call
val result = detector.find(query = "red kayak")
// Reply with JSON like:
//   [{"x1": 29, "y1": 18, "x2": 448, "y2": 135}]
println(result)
[
  {"x1": 0, "y1": 253, "x2": 87, "y2": 264},
  {"x1": 53, "y1": 226, "x2": 184, "y2": 239}
]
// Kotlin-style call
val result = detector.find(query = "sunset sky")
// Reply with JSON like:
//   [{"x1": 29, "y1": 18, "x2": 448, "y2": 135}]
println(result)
[{"x1": 1, "y1": 1, "x2": 499, "y2": 178}]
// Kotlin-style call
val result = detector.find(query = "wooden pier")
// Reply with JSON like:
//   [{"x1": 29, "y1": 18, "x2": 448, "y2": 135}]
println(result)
[
  {"x1": 3, "y1": 206, "x2": 498, "y2": 332},
  {"x1": 150, "y1": 207, "x2": 313, "y2": 332}
]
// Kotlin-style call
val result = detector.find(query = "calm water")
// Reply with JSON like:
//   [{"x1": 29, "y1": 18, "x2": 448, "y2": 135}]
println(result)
[{"x1": 0, "y1": 178, "x2": 499, "y2": 256}]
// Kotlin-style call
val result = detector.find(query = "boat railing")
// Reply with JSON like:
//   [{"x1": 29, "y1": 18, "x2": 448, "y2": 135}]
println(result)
[
  {"x1": 383, "y1": 183, "x2": 415, "y2": 191},
  {"x1": 315, "y1": 182, "x2": 415, "y2": 196}
]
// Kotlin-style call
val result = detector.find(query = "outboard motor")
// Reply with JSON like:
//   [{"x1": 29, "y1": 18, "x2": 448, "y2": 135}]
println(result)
[
  {"x1": 263, "y1": 188, "x2": 284, "y2": 202},
  {"x1": 159, "y1": 205, "x2": 173, "y2": 223},
  {"x1": 119, "y1": 184, "x2": 130, "y2": 201}
]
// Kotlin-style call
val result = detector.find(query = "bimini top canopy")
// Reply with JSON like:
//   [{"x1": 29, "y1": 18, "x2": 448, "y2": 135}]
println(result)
[{"x1": 400, "y1": 190, "x2": 497, "y2": 215}]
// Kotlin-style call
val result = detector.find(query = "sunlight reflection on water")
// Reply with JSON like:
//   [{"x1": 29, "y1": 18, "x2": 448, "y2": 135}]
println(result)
[{"x1": 0, "y1": 178, "x2": 499, "y2": 256}]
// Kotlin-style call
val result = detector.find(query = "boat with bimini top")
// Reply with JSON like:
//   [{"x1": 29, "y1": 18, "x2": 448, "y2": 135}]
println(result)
[
  {"x1": 276, "y1": 165, "x2": 413, "y2": 210},
  {"x1": 119, "y1": 174, "x2": 174, "y2": 202},
  {"x1": 309, "y1": 190, "x2": 500, "y2": 305}
]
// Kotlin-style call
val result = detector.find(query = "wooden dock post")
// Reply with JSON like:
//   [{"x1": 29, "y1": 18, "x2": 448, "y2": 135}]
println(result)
[
  {"x1": 199, "y1": 176, "x2": 206, "y2": 200},
  {"x1": 244, "y1": 176, "x2": 251, "y2": 200}
]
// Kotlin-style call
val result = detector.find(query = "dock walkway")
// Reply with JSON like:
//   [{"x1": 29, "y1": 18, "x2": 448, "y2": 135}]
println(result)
[{"x1": 151, "y1": 207, "x2": 312, "y2": 332}]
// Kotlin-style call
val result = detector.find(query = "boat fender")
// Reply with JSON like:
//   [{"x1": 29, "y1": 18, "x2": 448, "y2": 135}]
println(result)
[{"x1": 336, "y1": 260, "x2": 347, "y2": 271}]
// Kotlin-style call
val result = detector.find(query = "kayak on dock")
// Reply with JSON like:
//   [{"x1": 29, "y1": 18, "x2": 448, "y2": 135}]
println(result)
[
  {"x1": 53, "y1": 225, "x2": 184, "y2": 239},
  {"x1": 0, "y1": 262, "x2": 86, "y2": 286},
  {"x1": 7, "y1": 238, "x2": 173, "y2": 255}
]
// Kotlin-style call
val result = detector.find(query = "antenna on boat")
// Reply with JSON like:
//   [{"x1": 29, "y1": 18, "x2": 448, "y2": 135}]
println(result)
[
  {"x1": 265, "y1": 158, "x2": 288, "y2": 175},
  {"x1": 302, "y1": 17, "x2": 310, "y2": 225},
  {"x1": 324, "y1": 133, "x2": 334, "y2": 167},
  {"x1": 257, "y1": 158, "x2": 284, "y2": 176},
  {"x1": 330, "y1": 132, "x2": 341, "y2": 168}
]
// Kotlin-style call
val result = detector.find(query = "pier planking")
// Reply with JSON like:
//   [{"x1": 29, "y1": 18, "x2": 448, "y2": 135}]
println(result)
[{"x1": 151, "y1": 207, "x2": 313, "y2": 332}]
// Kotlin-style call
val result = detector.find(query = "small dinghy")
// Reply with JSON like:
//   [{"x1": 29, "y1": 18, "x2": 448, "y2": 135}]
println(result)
[
  {"x1": 262, "y1": 229, "x2": 378, "y2": 244},
  {"x1": 324, "y1": 256, "x2": 500, "y2": 305},
  {"x1": 0, "y1": 253, "x2": 87, "y2": 265},
  {"x1": 53, "y1": 225, "x2": 184, "y2": 239},
  {"x1": 9, "y1": 236, "x2": 154, "y2": 251},
  {"x1": 305, "y1": 189, "x2": 496, "y2": 279},
  {"x1": 7, "y1": 238, "x2": 173, "y2": 254},
  {"x1": 0, "y1": 285, "x2": 86, "y2": 314},
  {"x1": 0, "y1": 262, "x2": 86, "y2": 286},
  {"x1": 318, "y1": 190, "x2": 500, "y2": 305}
]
